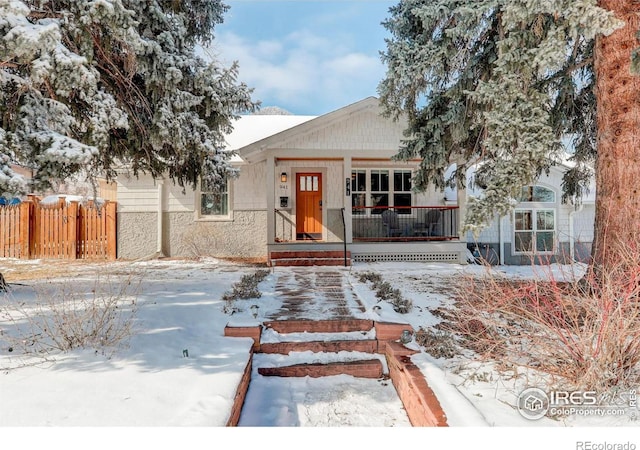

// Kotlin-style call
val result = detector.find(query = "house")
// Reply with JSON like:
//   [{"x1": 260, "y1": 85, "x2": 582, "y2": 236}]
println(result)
[
  {"x1": 113, "y1": 97, "x2": 595, "y2": 266},
  {"x1": 455, "y1": 162, "x2": 595, "y2": 265}
]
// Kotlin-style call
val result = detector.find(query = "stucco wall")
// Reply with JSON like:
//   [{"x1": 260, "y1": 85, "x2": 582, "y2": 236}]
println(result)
[
  {"x1": 117, "y1": 212, "x2": 158, "y2": 259},
  {"x1": 164, "y1": 210, "x2": 268, "y2": 259},
  {"x1": 326, "y1": 209, "x2": 345, "y2": 242},
  {"x1": 118, "y1": 210, "x2": 268, "y2": 260}
]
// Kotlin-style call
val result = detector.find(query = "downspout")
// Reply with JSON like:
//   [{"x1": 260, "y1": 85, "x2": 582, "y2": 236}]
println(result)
[{"x1": 569, "y1": 203, "x2": 584, "y2": 262}]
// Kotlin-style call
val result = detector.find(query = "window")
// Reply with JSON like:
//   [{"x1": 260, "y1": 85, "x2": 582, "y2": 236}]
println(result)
[
  {"x1": 393, "y1": 170, "x2": 412, "y2": 214},
  {"x1": 518, "y1": 185, "x2": 555, "y2": 203},
  {"x1": 513, "y1": 185, "x2": 556, "y2": 253},
  {"x1": 370, "y1": 170, "x2": 389, "y2": 214},
  {"x1": 351, "y1": 169, "x2": 413, "y2": 215},
  {"x1": 200, "y1": 176, "x2": 228, "y2": 216},
  {"x1": 351, "y1": 170, "x2": 366, "y2": 215}
]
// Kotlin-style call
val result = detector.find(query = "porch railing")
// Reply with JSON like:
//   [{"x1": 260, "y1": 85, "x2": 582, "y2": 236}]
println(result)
[
  {"x1": 274, "y1": 209, "x2": 296, "y2": 242},
  {"x1": 274, "y1": 206, "x2": 460, "y2": 243},
  {"x1": 352, "y1": 206, "x2": 459, "y2": 242}
]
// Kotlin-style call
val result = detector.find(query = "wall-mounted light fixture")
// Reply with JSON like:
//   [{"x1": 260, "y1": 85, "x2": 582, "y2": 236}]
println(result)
[{"x1": 280, "y1": 172, "x2": 288, "y2": 183}]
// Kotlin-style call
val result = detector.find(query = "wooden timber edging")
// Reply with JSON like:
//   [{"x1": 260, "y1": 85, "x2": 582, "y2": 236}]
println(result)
[
  {"x1": 223, "y1": 321, "x2": 449, "y2": 427},
  {"x1": 225, "y1": 351, "x2": 254, "y2": 427}
]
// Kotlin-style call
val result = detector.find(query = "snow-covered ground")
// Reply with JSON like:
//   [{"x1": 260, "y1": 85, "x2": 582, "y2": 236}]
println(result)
[{"x1": 0, "y1": 258, "x2": 638, "y2": 449}]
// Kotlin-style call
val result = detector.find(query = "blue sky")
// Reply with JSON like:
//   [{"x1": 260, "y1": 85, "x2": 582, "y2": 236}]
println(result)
[{"x1": 209, "y1": 0, "x2": 396, "y2": 115}]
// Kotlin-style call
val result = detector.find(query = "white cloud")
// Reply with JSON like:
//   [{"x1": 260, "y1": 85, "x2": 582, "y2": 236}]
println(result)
[{"x1": 210, "y1": 30, "x2": 385, "y2": 114}]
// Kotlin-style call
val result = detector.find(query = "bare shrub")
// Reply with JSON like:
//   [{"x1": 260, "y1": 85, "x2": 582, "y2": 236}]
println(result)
[
  {"x1": 357, "y1": 271, "x2": 382, "y2": 284},
  {"x1": 357, "y1": 271, "x2": 413, "y2": 313},
  {"x1": 451, "y1": 251, "x2": 640, "y2": 391},
  {"x1": 181, "y1": 223, "x2": 221, "y2": 258},
  {"x1": 414, "y1": 327, "x2": 458, "y2": 359},
  {"x1": 222, "y1": 269, "x2": 270, "y2": 314},
  {"x1": 0, "y1": 272, "x2": 141, "y2": 357}
]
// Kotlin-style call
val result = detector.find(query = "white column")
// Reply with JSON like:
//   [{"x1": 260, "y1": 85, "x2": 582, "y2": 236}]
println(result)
[
  {"x1": 266, "y1": 155, "x2": 276, "y2": 245},
  {"x1": 457, "y1": 186, "x2": 467, "y2": 241},
  {"x1": 344, "y1": 156, "x2": 353, "y2": 244}
]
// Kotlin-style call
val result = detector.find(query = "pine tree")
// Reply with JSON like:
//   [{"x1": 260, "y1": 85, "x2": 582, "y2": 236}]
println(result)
[
  {"x1": 379, "y1": 0, "x2": 636, "y2": 267},
  {"x1": 592, "y1": 1, "x2": 640, "y2": 268},
  {"x1": 0, "y1": 0, "x2": 256, "y2": 196}
]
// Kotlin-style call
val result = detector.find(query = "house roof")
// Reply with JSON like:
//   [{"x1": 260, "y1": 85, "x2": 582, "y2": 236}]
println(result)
[
  {"x1": 225, "y1": 114, "x2": 317, "y2": 152},
  {"x1": 444, "y1": 163, "x2": 596, "y2": 204}
]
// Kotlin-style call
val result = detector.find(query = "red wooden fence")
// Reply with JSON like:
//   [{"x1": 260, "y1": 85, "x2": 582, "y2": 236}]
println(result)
[{"x1": 0, "y1": 196, "x2": 117, "y2": 260}]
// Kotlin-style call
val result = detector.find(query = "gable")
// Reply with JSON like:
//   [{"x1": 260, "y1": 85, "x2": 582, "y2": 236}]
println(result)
[
  {"x1": 274, "y1": 108, "x2": 406, "y2": 153},
  {"x1": 237, "y1": 97, "x2": 408, "y2": 161}
]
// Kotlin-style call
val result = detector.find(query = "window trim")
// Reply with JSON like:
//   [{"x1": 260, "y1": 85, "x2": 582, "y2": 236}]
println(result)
[
  {"x1": 512, "y1": 184, "x2": 557, "y2": 255},
  {"x1": 351, "y1": 168, "x2": 414, "y2": 217},
  {"x1": 196, "y1": 175, "x2": 233, "y2": 222}
]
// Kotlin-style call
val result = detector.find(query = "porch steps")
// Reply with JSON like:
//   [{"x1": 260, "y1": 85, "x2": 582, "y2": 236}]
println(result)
[
  {"x1": 256, "y1": 319, "x2": 384, "y2": 379},
  {"x1": 260, "y1": 319, "x2": 378, "y2": 355},
  {"x1": 264, "y1": 318, "x2": 372, "y2": 334},
  {"x1": 257, "y1": 359, "x2": 384, "y2": 379},
  {"x1": 227, "y1": 319, "x2": 449, "y2": 426},
  {"x1": 268, "y1": 250, "x2": 351, "y2": 267}
]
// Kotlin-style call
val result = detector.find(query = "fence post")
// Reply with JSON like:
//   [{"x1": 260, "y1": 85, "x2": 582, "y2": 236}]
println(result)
[
  {"x1": 69, "y1": 201, "x2": 79, "y2": 259},
  {"x1": 106, "y1": 201, "x2": 117, "y2": 260},
  {"x1": 19, "y1": 202, "x2": 31, "y2": 259},
  {"x1": 27, "y1": 195, "x2": 39, "y2": 258}
]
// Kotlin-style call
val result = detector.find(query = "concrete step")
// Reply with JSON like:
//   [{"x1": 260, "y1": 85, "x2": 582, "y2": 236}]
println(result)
[
  {"x1": 270, "y1": 257, "x2": 350, "y2": 267},
  {"x1": 269, "y1": 250, "x2": 351, "y2": 259},
  {"x1": 257, "y1": 359, "x2": 384, "y2": 379},
  {"x1": 269, "y1": 251, "x2": 351, "y2": 267}
]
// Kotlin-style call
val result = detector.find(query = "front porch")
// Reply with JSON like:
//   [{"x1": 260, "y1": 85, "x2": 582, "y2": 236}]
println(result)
[{"x1": 269, "y1": 206, "x2": 467, "y2": 266}]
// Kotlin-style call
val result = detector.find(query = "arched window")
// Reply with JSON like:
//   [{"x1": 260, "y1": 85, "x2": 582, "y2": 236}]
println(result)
[
  {"x1": 517, "y1": 185, "x2": 555, "y2": 203},
  {"x1": 513, "y1": 185, "x2": 556, "y2": 254}
]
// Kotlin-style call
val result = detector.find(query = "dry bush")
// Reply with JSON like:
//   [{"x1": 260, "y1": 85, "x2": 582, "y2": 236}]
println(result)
[
  {"x1": 0, "y1": 272, "x2": 142, "y2": 358},
  {"x1": 181, "y1": 223, "x2": 221, "y2": 258},
  {"x1": 414, "y1": 327, "x2": 459, "y2": 359},
  {"x1": 358, "y1": 271, "x2": 413, "y2": 313},
  {"x1": 450, "y1": 252, "x2": 640, "y2": 391},
  {"x1": 222, "y1": 269, "x2": 270, "y2": 314}
]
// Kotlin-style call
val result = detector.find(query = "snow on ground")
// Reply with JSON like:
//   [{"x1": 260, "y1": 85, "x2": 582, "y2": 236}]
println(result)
[{"x1": 0, "y1": 258, "x2": 638, "y2": 449}]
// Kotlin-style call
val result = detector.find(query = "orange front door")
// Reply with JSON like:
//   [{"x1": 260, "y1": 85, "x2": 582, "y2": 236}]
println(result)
[{"x1": 296, "y1": 173, "x2": 322, "y2": 240}]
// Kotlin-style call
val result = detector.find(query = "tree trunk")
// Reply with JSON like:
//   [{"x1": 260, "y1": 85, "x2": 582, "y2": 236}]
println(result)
[{"x1": 593, "y1": 1, "x2": 640, "y2": 269}]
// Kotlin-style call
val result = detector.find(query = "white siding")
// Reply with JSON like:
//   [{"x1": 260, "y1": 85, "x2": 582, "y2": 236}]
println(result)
[
  {"x1": 234, "y1": 162, "x2": 267, "y2": 210},
  {"x1": 278, "y1": 109, "x2": 406, "y2": 153},
  {"x1": 116, "y1": 174, "x2": 159, "y2": 213},
  {"x1": 573, "y1": 206, "x2": 595, "y2": 243},
  {"x1": 166, "y1": 182, "x2": 193, "y2": 212}
]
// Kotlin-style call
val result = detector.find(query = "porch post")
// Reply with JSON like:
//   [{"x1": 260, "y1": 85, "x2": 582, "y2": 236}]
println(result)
[
  {"x1": 343, "y1": 156, "x2": 353, "y2": 244},
  {"x1": 457, "y1": 186, "x2": 467, "y2": 241},
  {"x1": 266, "y1": 155, "x2": 276, "y2": 245},
  {"x1": 457, "y1": 185, "x2": 468, "y2": 263}
]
